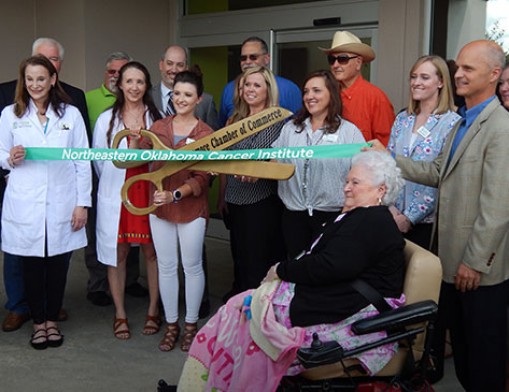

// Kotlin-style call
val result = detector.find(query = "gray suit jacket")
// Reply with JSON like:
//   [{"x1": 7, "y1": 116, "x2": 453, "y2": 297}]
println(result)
[
  {"x1": 396, "y1": 98, "x2": 509, "y2": 285},
  {"x1": 151, "y1": 84, "x2": 219, "y2": 130}
]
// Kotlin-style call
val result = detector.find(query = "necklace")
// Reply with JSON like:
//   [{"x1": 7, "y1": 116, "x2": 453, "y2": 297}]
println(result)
[{"x1": 122, "y1": 107, "x2": 146, "y2": 130}]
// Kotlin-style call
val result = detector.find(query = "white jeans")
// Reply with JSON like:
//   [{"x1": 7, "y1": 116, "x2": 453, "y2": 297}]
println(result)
[{"x1": 150, "y1": 215, "x2": 206, "y2": 323}]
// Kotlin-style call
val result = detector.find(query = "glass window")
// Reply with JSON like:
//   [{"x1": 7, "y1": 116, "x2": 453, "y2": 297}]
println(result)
[
  {"x1": 185, "y1": 0, "x2": 329, "y2": 15},
  {"x1": 486, "y1": 0, "x2": 509, "y2": 54},
  {"x1": 277, "y1": 38, "x2": 372, "y2": 90}
]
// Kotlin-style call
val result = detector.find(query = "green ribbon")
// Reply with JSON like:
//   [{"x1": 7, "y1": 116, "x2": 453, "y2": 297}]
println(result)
[{"x1": 24, "y1": 143, "x2": 370, "y2": 162}]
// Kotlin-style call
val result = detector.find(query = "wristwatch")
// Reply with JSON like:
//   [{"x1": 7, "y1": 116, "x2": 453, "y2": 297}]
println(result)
[{"x1": 172, "y1": 189, "x2": 182, "y2": 203}]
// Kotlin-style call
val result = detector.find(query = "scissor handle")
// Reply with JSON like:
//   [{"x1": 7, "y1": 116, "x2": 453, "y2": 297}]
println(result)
[
  {"x1": 112, "y1": 129, "x2": 170, "y2": 169},
  {"x1": 120, "y1": 170, "x2": 164, "y2": 215}
]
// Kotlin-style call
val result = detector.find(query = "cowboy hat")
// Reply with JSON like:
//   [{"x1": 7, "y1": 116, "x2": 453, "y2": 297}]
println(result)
[{"x1": 319, "y1": 31, "x2": 376, "y2": 63}]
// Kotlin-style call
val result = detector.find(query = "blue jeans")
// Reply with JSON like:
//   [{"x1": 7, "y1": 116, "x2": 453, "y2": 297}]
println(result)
[{"x1": 3, "y1": 252, "x2": 29, "y2": 315}]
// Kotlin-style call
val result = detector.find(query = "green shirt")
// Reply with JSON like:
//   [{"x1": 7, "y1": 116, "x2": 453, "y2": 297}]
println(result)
[{"x1": 85, "y1": 84, "x2": 116, "y2": 131}]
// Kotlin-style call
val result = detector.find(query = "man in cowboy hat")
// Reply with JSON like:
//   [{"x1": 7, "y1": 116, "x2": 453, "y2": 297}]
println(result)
[{"x1": 320, "y1": 30, "x2": 394, "y2": 145}]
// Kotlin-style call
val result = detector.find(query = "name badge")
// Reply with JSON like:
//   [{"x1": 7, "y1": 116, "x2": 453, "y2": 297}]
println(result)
[
  {"x1": 185, "y1": 138, "x2": 195, "y2": 145},
  {"x1": 416, "y1": 126, "x2": 430, "y2": 139},
  {"x1": 12, "y1": 120, "x2": 31, "y2": 129},
  {"x1": 323, "y1": 134, "x2": 338, "y2": 143}
]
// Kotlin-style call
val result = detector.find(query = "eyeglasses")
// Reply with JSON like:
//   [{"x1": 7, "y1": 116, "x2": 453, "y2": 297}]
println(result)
[
  {"x1": 240, "y1": 53, "x2": 265, "y2": 62},
  {"x1": 106, "y1": 69, "x2": 120, "y2": 75},
  {"x1": 47, "y1": 56, "x2": 61, "y2": 62},
  {"x1": 327, "y1": 54, "x2": 359, "y2": 65}
]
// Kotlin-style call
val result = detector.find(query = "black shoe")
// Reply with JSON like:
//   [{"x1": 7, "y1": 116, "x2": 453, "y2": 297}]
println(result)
[
  {"x1": 157, "y1": 380, "x2": 177, "y2": 392},
  {"x1": 87, "y1": 291, "x2": 113, "y2": 306},
  {"x1": 30, "y1": 329, "x2": 48, "y2": 350},
  {"x1": 198, "y1": 299, "x2": 211, "y2": 319},
  {"x1": 125, "y1": 282, "x2": 149, "y2": 298},
  {"x1": 46, "y1": 326, "x2": 64, "y2": 348}
]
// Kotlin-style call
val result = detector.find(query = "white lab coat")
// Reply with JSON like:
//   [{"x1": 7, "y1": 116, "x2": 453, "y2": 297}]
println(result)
[
  {"x1": 93, "y1": 108, "x2": 155, "y2": 266},
  {"x1": 0, "y1": 101, "x2": 91, "y2": 257}
]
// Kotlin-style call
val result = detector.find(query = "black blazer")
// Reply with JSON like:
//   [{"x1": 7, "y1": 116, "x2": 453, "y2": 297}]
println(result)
[{"x1": 277, "y1": 206, "x2": 405, "y2": 327}]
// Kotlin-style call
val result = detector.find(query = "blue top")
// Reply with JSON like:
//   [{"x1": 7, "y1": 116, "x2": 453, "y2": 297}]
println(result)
[
  {"x1": 218, "y1": 74, "x2": 302, "y2": 127},
  {"x1": 449, "y1": 95, "x2": 497, "y2": 162},
  {"x1": 387, "y1": 110, "x2": 461, "y2": 224}
]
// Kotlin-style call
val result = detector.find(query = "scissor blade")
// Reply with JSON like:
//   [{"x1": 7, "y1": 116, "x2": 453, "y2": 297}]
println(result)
[
  {"x1": 190, "y1": 161, "x2": 295, "y2": 180},
  {"x1": 112, "y1": 106, "x2": 292, "y2": 169}
]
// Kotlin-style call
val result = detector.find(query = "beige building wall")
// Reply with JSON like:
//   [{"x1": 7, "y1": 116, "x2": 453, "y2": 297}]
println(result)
[
  {"x1": 0, "y1": 0, "x2": 173, "y2": 91},
  {"x1": 0, "y1": 0, "x2": 489, "y2": 111},
  {"x1": 447, "y1": 0, "x2": 487, "y2": 58},
  {"x1": 0, "y1": 0, "x2": 38, "y2": 83},
  {"x1": 378, "y1": 0, "x2": 426, "y2": 111}
]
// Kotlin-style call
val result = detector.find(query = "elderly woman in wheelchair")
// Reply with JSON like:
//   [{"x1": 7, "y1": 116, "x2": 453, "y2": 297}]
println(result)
[{"x1": 176, "y1": 151, "x2": 440, "y2": 392}]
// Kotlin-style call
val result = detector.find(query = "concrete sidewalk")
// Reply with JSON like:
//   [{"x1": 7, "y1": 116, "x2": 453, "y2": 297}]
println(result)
[{"x1": 0, "y1": 235, "x2": 462, "y2": 391}]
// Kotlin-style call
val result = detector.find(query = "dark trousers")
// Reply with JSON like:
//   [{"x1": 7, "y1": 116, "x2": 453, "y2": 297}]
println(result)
[
  {"x1": 22, "y1": 252, "x2": 72, "y2": 324},
  {"x1": 228, "y1": 195, "x2": 286, "y2": 292},
  {"x1": 436, "y1": 280, "x2": 509, "y2": 391},
  {"x1": 281, "y1": 208, "x2": 340, "y2": 259},
  {"x1": 404, "y1": 223, "x2": 433, "y2": 250}
]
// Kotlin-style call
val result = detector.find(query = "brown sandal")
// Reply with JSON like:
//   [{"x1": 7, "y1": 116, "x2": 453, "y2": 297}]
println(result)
[
  {"x1": 180, "y1": 322, "x2": 198, "y2": 352},
  {"x1": 159, "y1": 323, "x2": 180, "y2": 352},
  {"x1": 113, "y1": 318, "x2": 130, "y2": 340},
  {"x1": 142, "y1": 314, "x2": 162, "y2": 335}
]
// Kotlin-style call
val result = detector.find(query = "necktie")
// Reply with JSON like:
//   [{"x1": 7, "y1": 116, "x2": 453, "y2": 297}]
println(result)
[{"x1": 166, "y1": 91, "x2": 175, "y2": 116}]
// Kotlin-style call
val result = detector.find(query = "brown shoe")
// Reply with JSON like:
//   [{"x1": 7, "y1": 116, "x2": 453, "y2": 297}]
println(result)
[
  {"x1": 180, "y1": 322, "x2": 198, "y2": 352},
  {"x1": 57, "y1": 308, "x2": 68, "y2": 322},
  {"x1": 2, "y1": 312, "x2": 30, "y2": 332}
]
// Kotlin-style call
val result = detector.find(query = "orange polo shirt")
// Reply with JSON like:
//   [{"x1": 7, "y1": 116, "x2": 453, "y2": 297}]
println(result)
[{"x1": 340, "y1": 75, "x2": 395, "y2": 146}]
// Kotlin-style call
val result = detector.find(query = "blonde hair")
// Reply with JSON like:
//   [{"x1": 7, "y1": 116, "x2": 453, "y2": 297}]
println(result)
[
  {"x1": 228, "y1": 66, "x2": 279, "y2": 124},
  {"x1": 407, "y1": 55, "x2": 455, "y2": 115}
]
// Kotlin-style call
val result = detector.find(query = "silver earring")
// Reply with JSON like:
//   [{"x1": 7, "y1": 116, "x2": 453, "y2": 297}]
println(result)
[{"x1": 378, "y1": 198, "x2": 382, "y2": 205}]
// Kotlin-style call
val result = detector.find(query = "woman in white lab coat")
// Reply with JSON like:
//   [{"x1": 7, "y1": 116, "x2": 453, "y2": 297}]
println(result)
[
  {"x1": 93, "y1": 61, "x2": 162, "y2": 340},
  {"x1": 0, "y1": 55, "x2": 91, "y2": 349}
]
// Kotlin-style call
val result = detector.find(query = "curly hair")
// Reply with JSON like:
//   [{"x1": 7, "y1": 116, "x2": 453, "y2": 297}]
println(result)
[
  {"x1": 292, "y1": 70, "x2": 342, "y2": 134},
  {"x1": 352, "y1": 151, "x2": 404, "y2": 206}
]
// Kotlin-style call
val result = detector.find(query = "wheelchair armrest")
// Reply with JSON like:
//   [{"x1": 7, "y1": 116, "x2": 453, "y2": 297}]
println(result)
[
  {"x1": 351, "y1": 300, "x2": 438, "y2": 335},
  {"x1": 297, "y1": 333, "x2": 344, "y2": 369}
]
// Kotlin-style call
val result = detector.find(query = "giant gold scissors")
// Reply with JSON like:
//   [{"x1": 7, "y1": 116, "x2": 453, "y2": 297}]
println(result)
[{"x1": 112, "y1": 107, "x2": 295, "y2": 215}]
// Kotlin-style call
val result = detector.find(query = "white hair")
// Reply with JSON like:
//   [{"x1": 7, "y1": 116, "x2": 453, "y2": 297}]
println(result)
[
  {"x1": 32, "y1": 37, "x2": 64, "y2": 60},
  {"x1": 106, "y1": 51, "x2": 132, "y2": 66},
  {"x1": 352, "y1": 151, "x2": 404, "y2": 206}
]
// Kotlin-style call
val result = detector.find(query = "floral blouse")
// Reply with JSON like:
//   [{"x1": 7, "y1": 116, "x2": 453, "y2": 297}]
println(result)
[{"x1": 387, "y1": 110, "x2": 461, "y2": 224}]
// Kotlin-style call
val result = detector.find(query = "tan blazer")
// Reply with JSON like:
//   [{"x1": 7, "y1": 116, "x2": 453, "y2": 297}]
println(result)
[{"x1": 396, "y1": 98, "x2": 509, "y2": 286}]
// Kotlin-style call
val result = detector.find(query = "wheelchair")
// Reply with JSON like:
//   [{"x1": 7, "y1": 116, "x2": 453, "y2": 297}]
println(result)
[
  {"x1": 158, "y1": 240, "x2": 441, "y2": 392},
  {"x1": 278, "y1": 240, "x2": 442, "y2": 392}
]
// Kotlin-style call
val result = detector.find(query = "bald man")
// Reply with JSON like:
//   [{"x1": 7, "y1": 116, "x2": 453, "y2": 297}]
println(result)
[
  {"x1": 152, "y1": 45, "x2": 218, "y2": 130},
  {"x1": 372, "y1": 40, "x2": 509, "y2": 391}
]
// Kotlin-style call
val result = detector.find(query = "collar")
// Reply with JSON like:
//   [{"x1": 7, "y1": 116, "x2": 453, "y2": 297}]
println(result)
[
  {"x1": 341, "y1": 75, "x2": 364, "y2": 100},
  {"x1": 29, "y1": 99, "x2": 55, "y2": 117},
  {"x1": 303, "y1": 117, "x2": 327, "y2": 134},
  {"x1": 160, "y1": 82, "x2": 172, "y2": 97},
  {"x1": 458, "y1": 95, "x2": 496, "y2": 129},
  {"x1": 100, "y1": 84, "x2": 115, "y2": 98}
]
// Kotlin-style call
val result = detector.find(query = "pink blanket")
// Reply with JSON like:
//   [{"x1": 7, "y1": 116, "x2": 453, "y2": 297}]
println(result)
[{"x1": 187, "y1": 286, "x2": 305, "y2": 391}]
